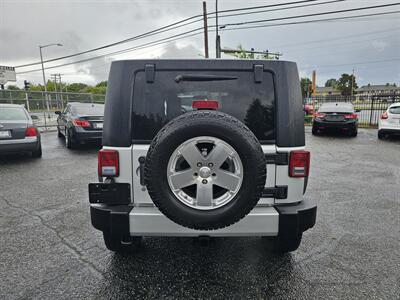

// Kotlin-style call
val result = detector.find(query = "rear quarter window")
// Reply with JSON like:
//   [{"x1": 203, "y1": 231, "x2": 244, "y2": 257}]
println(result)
[
  {"x1": 389, "y1": 106, "x2": 400, "y2": 114},
  {"x1": 132, "y1": 70, "x2": 275, "y2": 143},
  {"x1": 0, "y1": 107, "x2": 28, "y2": 121}
]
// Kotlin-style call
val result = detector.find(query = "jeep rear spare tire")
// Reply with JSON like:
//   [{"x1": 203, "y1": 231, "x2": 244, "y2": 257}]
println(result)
[{"x1": 144, "y1": 110, "x2": 266, "y2": 230}]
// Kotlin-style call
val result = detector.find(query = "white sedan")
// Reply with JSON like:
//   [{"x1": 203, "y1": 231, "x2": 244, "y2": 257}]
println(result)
[{"x1": 378, "y1": 102, "x2": 400, "y2": 139}]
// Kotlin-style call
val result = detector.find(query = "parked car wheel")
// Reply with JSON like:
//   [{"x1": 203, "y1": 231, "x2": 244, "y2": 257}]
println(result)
[
  {"x1": 145, "y1": 110, "x2": 266, "y2": 230},
  {"x1": 103, "y1": 233, "x2": 142, "y2": 253},
  {"x1": 312, "y1": 127, "x2": 319, "y2": 135},
  {"x1": 57, "y1": 127, "x2": 63, "y2": 138},
  {"x1": 65, "y1": 129, "x2": 76, "y2": 149},
  {"x1": 31, "y1": 143, "x2": 42, "y2": 158},
  {"x1": 378, "y1": 131, "x2": 386, "y2": 140},
  {"x1": 349, "y1": 129, "x2": 358, "y2": 137}
]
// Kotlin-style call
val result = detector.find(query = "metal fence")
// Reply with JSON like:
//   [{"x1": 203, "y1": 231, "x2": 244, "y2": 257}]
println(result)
[
  {"x1": 304, "y1": 93, "x2": 400, "y2": 128},
  {"x1": 0, "y1": 90, "x2": 105, "y2": 130}
]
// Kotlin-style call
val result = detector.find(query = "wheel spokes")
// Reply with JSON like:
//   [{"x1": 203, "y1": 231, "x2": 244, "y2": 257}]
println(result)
[
  {"x1": 206, "y1": 144, "x2": 231, "y2": 168},
  {"x1": 169, "y1": 169, "x2": 195, "y2": 190},
  {"x1": 196, "y1": 183, "x2": 213, "y2": 207},
  {"x1": 213, "y1": 169, "x2": 241, "y2": 191},
  {"x1": 179, "y1": 141, "x2": 204, "y2": 168}
]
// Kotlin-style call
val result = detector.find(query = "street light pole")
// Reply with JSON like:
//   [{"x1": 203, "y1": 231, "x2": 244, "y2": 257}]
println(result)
[
  {"x1": 39, "y1": 46, "x2": 49, "y2": 113},
  {"x1": 39, "y1": 43, "x2": 62, "y2": 116}
]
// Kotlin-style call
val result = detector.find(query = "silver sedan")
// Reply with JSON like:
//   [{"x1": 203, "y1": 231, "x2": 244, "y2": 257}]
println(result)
[{"x1": 0, "y1": 104, "x2": 42, "y2": 157}]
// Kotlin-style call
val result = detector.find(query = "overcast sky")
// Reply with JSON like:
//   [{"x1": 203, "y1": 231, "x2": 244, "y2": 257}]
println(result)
[{"x1": 1, "y1": 0, "x2": 399, "y2": 87}]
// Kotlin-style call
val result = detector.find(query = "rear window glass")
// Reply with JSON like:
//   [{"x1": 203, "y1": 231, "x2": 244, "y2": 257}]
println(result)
[
  {"x1": 132, "y1": 70, "x2": 275, "y2": 142},
  {"x1": 0, "y1": 107, "x2": 28, "y2": 121},
  {"x1": 389, "y1": 106, "x2": 400, "y2": 114},
  {"x1": 71, "y1": 104, "x2": 104, "y2": 115}
]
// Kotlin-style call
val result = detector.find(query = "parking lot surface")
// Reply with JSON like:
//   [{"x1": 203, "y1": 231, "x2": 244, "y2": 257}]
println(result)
[{"x1": 1, "y1": 129, "x2": 399, "y2": 299}]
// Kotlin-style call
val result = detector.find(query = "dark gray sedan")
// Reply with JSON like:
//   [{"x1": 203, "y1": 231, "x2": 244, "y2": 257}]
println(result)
[{"x1": 0, "y1": 104, "x2": 42, "y2": 157}]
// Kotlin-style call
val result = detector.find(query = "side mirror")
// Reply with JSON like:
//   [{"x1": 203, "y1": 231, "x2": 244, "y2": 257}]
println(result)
[
  {"x1": 55, "y1": 111, "x2": 61, "y2": 115},
  {"x1": 355, "y1": 109, "x2": 361, "y2": 113}
]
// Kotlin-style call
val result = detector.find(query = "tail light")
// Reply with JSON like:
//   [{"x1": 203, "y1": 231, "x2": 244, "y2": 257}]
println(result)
[
  {"x1": 314, "y1": 112, "x2": 326, "y2": 119},
  {"x1": 25, "y1": 127, "x2": 38, "y2": 137},
  {"x1": 98, "y1": 149, "x2": 119, "y2": 177},
  {"x1": 344, "y1": 113, "x2": 358, "y2": 119},
  {"x1": 381, "y1": 112, "x2": 388, "y2": 119},
  {"x1": 192, "y1": 100, "x2": 219, "y2": 110},
  {"x1": 289, "y1": 150, "x2": 310, "y2": 178},
  {"x1": 73, "y1": 119, "x2": 91, "y2": 127}
]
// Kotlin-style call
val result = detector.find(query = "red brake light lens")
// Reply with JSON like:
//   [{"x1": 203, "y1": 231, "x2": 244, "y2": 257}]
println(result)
[
  {"x1": 73, "y1": 120, "x2": 91, "y2": 127},
  {"x1": 25, "y1": 127, "x2": 38, "y2": 137},
  {"x1": 192, "y1": 100, "x2": 219, "y2": 110},
  {"x1": 289, "y1": 150, "x2": 310, "y2": 178},
  {"x1": 381, "y1": 112, "x2": 388, "y2": 119},
  {"x1": 344, "y1": 113, "x2": 358, "y2": 119},
  {"x1": 314, "y1": 112, "x2": 326, "y2": 119},
  {"x1": 98, "y1": 149, "x2": 119, "y2": 177}
]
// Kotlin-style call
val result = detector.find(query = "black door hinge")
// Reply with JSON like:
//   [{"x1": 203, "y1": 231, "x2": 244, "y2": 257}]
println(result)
[
  {"x1": 264, "y1": 153, "x2": 288, "y2": 165},
  {"x1": 262, "y1": 186, "x2": 288, "y2": 199}
]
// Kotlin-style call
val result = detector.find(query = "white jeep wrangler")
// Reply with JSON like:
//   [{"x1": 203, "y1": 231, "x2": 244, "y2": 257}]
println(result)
[{"x1": 89, "y1": 59, "x2": 316, "y2": 253}]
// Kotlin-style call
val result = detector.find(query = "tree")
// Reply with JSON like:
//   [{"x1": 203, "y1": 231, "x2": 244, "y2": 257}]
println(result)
[
  {"x1": 325, "y1": 78, "x2": 338, "y2": 88},
  {"x1": 336, "y1": 73, "x2": 358, "y2": 96},
  {"x1": 95, "y1": 81, "x2": 107, "y2": 87},
  {"x1": 6, "y1": 85, "x2": 20, "y2": 90},
  {"x1": 300, "y1": 77, "x2": 312, "y2": 98}
]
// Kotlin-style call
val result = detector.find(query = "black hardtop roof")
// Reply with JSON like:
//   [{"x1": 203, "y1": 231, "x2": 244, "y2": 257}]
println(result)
[
  {"x1": 103, "y1": 58, "x2": 304, "y2": 148},
  {"x1": 110, "y1": 58, "x2": 296, "y2": 70}
]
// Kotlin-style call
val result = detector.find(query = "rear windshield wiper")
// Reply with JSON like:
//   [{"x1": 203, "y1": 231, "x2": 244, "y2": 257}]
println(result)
[{"x1": 175, "y1": 74, "x2": 238, "y2": 83}]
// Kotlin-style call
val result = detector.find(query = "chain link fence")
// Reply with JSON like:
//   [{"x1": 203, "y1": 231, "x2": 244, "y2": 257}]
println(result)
[
  {"x1": 0, "y1": 90, "x2": 105, "y2": 130},
  {"x1": 304, "y1": 93, "x2": 400, "y2": 128}
]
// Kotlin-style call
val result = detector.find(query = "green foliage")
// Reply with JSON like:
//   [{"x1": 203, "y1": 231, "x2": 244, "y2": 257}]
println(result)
[
  {"x1": 337, "y1": 73, "x2": 358, "y2": 96},
  {"x1": 6, "y1": 85, "x2": 20, "y2": 90},
  {"x1": 232, "y1": 45, "x2": 255, "y2": 59},
  {"x1": 300, "y1": 77, "x2": 312, "y2": 97},
  {"x1": 95, "y1": 81, "x2": 107, "y2": 88},
  {"x1": 6, "y1": 80, "x2": 108, "y2": 95},
  {"x1": 325, "y1": 78, "x2": 338, "y2": 88}
]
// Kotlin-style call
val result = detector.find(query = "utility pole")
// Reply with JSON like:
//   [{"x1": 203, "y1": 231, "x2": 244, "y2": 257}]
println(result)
[
  {"x1": 312, "y1": 70, "x2": 317, "y2": 113},
  {"x1": 350, "y1": 68, "x2": 355, "y2": 99},
  {"x1": 58, "y1": 74, "x2": 64, "y2": 109},
  {"x1": 39, "y1": 43, "x2": 63, "y2": 117},
  {"x1": 215, "y1": 0, "x2": 220, "y2": 58},
  {"x1": 51, "y1": 74, "x2": 58, "y2": 107},
  {"x1": 202, "y1": 1, "x2": 209, "y2": 58}
]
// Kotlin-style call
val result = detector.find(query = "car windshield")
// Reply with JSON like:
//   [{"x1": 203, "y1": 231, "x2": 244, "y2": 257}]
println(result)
[
  {"x1": 0, "y1": 107, "x2": 28, "y2": 121},
  {"x1": 389, "y1": 106, "x2": 400, "y2": 114},
  {"x1": 71, "y1": 104, "x2": 104, "y2": 115}
]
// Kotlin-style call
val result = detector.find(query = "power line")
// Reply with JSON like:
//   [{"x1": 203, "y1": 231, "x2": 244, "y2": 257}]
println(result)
[
  {"x1": 16, "y1": 29, "x2": 204, "y2": 75},
  {"x1": 15, "y1": 0, "x2": 324, "y2": 69},
  {"x1": 273, "y1": 26, "x2": 400, "y2": 49},
  {"x1": 210, "y1": 0, "x2": 346, "y2": 19},
  {"x1": 220, "y1": 2, "x2": 400, "y2": 27},
  {"x1": 301, "y1": 57, "x2": 400, "y2": 69},
  {"x1": 221, "y1": 10, "x2": 400, "y2": 32},
  {"x1": 17, "y1": 7, "x2": 400, "y2": 74}
]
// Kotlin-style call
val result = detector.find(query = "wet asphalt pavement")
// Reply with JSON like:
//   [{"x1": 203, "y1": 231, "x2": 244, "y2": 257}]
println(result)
[{"x1": 0, "y1": 129, "x2": 399, "y2": 299}]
